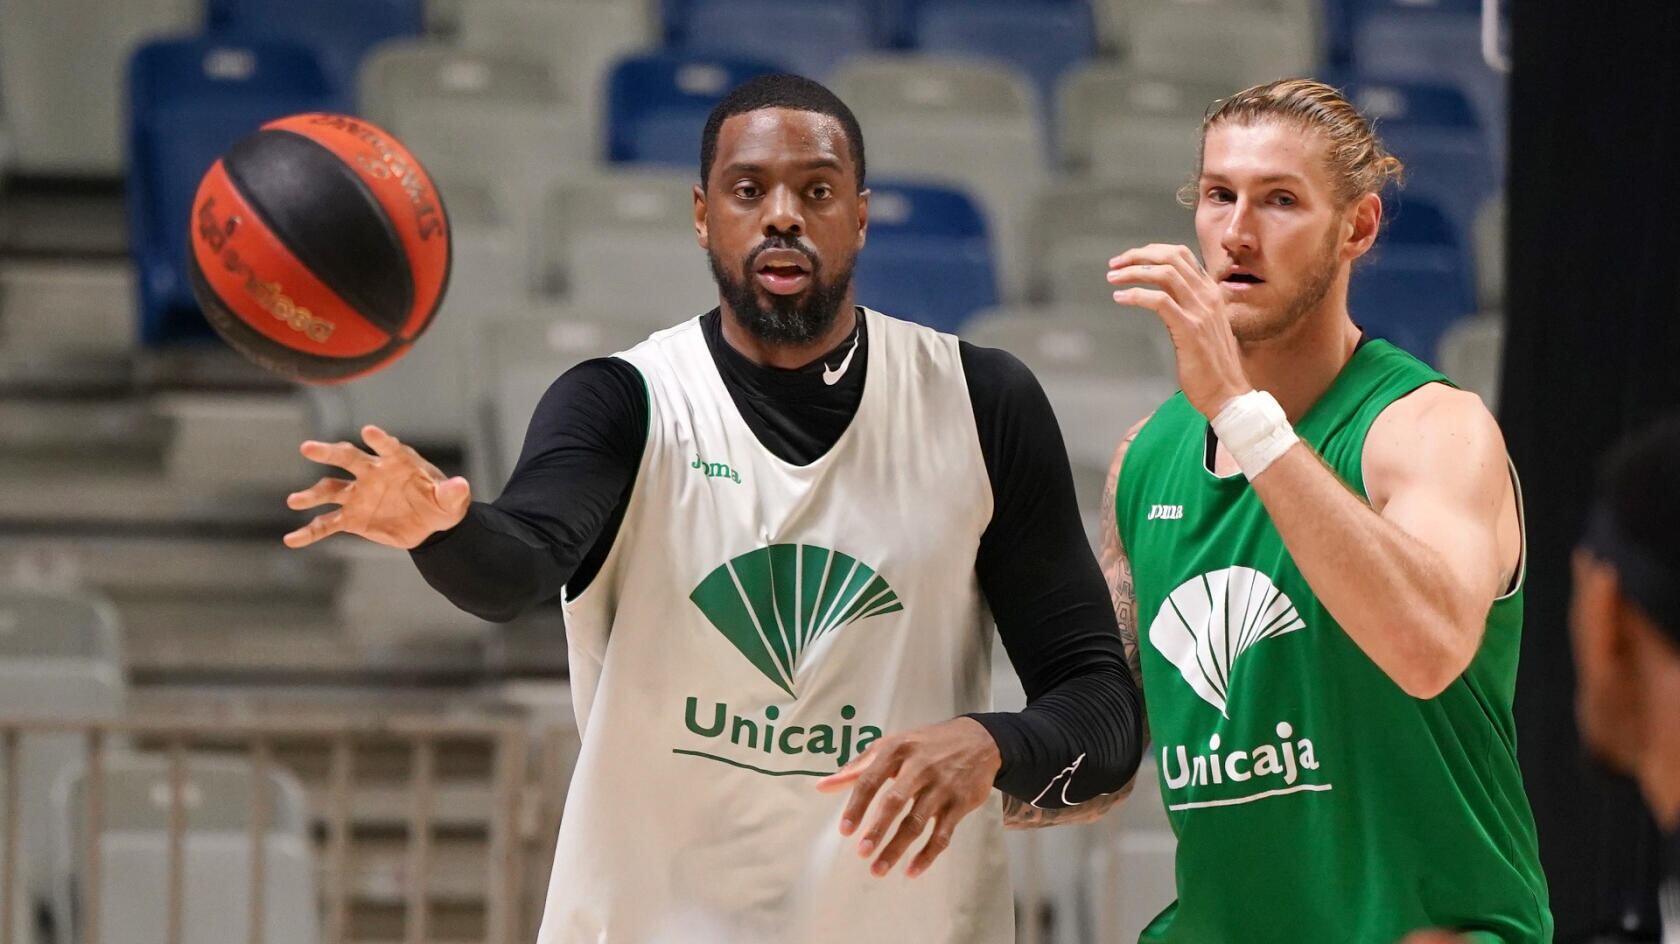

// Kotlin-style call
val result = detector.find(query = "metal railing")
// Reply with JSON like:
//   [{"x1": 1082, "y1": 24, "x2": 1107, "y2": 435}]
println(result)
[{"x1": 0, "y1": 713, "x2": 534, "y2": 944}]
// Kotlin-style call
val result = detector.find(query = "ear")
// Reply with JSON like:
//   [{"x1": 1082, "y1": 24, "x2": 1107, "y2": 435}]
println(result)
[
  {"x1": 1343, "y1": 192, "x2": 1382, "y2": 262},
  {"x1": 694, "y1": 183, "x2": 710, "y2": 251},
  {"x1": 1571, "y1": 551, "x2": 1636, "y2": 680},
  {"x1": 855, "y1": 187, "x2": 870, "y2": 252}
]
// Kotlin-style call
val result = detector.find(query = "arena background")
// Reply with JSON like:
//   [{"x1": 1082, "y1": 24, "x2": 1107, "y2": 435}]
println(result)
[{"x1": 0, "y1": 0, "x2": 1673, "y2": 942}]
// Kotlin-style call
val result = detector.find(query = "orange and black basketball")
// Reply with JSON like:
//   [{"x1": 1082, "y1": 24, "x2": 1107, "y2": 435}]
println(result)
[{"x1": 188, "y1": 113, "x2": 451, "y2": 384}]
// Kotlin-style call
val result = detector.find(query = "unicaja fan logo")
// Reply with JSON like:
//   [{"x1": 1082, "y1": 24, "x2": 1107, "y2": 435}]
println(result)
[
  {"x1": 689, "y1": 544, "x2": 901, "y2": 698},
  {"x1": 1150, "y1": 566, "x2": 1305, "y2": 717}
]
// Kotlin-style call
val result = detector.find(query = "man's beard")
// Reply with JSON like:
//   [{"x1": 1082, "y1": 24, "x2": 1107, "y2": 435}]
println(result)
[
  {"x1": 1229, "y1": 227, "x2": 1341, "y2": 344},
  {"x1": 709, "y1": 236, "x2": 854, "y2": 345}
]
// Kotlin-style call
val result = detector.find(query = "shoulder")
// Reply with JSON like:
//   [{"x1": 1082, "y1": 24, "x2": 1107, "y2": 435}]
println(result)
[
  {"x1": 1364, "y1": 382, "x2": 1507, "y2": 505},
  {"x1": 543, "y1": 356, "x2": 645, "y2": 406},
  {"x1": 958, "y1": 340, "x2": 1041, "y2": 405}
]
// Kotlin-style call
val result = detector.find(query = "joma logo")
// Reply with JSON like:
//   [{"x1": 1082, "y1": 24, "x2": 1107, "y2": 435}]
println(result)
[
  {"x1": 1148, "y1": 504, "x2": 1184, "y2": 520},
  {"x1": 691, "y1": 455, "x2": 742, "y2": 484}
]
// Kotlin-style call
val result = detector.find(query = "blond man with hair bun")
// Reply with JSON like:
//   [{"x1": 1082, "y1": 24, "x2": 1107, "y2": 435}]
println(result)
[{"x1": 1008, "y1": 79, "x2": 1554, "y2": 943}]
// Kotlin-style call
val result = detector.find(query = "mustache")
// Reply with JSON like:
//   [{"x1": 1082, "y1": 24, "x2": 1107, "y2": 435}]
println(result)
[{"x1": 745, "y1": 235, "x2": 820, "y2": 273}]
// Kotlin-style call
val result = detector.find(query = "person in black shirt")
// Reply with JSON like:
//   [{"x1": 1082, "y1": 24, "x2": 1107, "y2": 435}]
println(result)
[
  {"x1": 1572, "y1": 416, "x2": 1680, "y2": 942},
  {"x1": 281, "y1": 73, "x2": 1143, "y2": 896}
]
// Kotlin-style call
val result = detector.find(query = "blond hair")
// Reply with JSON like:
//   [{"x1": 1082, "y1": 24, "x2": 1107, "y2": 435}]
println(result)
[{"x1": 1179, "y1": 78, "x2": 1405, "y2": 207}]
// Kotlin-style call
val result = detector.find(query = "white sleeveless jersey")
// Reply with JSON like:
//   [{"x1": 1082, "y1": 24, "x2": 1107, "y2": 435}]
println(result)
[{"x1": 540, "y1": 308, "x2": 1012, "y2": 944}]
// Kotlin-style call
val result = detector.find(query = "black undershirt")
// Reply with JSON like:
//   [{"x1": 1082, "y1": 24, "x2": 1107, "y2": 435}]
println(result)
[{"x1": 412, "y1": 309, "x2": 1143, "y2": 805}]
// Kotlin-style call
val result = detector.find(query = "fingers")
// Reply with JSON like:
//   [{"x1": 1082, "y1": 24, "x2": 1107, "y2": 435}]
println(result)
[
  {"x1": 868, "y1": 793, "x2": 940, "y2": 877},
  {"x1": 1108, "y1": 243, "x2": 1203, "y2": 275},
  {"x1": 906, "y1": 809, "x2": 961, "y2": 878},
  {"x1": 1112, "y1": 286, "x2": 1183, "y2": 322},
  {"x1": 833, "y1": 742, "x2": 901, "y2": 838},
  {"x1": 299, "y1": 439, "x2": 373, "y2": 477},
  {"x1": 287, "y1": 476, "x2": 351, "y2": 511},
  {"x1": 361, "y1": 424, "x2": 403, "y2": 459},
  {"x1": 282, "y1": 509, "x2": 346, "y2": 549},
  {"x1": 1108, "y1": 262, "x2": 1194, "y2": 304}
]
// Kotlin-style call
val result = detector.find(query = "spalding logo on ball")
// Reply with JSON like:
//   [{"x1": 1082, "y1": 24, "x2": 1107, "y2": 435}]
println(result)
[{"x1": 189, "y1": 113, "x2": 451, "y2": 384}]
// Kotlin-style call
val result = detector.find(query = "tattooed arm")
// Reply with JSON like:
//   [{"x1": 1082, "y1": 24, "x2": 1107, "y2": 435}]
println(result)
[{"x1": 1003, "y1": 416, "x2": 1151, "y2": 829}]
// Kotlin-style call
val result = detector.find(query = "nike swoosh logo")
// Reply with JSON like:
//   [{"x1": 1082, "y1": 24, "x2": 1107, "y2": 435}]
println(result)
[{"x1": 822, "y1": 332, "x2": 860, "y2": 386}]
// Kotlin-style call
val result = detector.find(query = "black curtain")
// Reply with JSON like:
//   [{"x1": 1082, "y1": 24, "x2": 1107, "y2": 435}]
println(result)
[{"x1": 1503, "y1": 1, "x2": 1680, "y2": 939}]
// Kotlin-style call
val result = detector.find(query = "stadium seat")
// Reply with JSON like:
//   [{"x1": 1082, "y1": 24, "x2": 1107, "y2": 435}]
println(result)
[
  {"x1": 853, "y1": 181, "x2": 999, "y2": 333},
  {"x1": 833, "y1": 55, "x2": 1046, "y2": 298},
  {"x1": 1059, "y1": 65, "x2": 1229, "y2": 186},
  {"x1": 1350, "y1": 198, "x2": 1473, "y2": 361},
  {"x1": 459, "y1": 0, "x2": 651, "y2": 117},
  {"x1": 357, "y1": 40, "x2": 592, "y2": 252},
  {"x1": 538, "y1": 170, "x2": 717, "y2": 321},
  {"x1": 911, "y1": 0, "x2": 1096, "y2": 108},
  {"x1": 1473, "y1": 193, "x2": 1504, "y2": 312},
  {"x1": 1128, "y1": 2, "x2": 1315, "y2": 90},
  {"x1": 1085, "y1": 758, "x2": 1179, "y2": 944},
  {"x1": 0, "y1": 0, "x2": 202, "y2": 176},
  {"x1": 51, "y1": 753, "x2": 318, "y2": 944},
  {"x1": 1029, "y1": 180, "x2": 1195, "y2": 304},
  {"x1": 208, "y1": 0, "x2": 423, "y2": 89},
  {"x1": 962, "y1": 304, "x2": 1175, "y2": 538},
  {"x1": 1346, "y1": 0, "x2": 1505, "y2": 160},
  {"x1": 607, "y1": 52, "x2": 782, "y2": 166},
  {"x1": 1095, "y1": 0, "x2": 1321, "y2": 60},
  {"x1": 310, "y1": 180, "x2": 526, "y2": 450},
  {"x1": 1345, "y1": 78, "x2": 1497, "y2": 243},
  {"x1": 1436, "y1": 312, "x2": 1503, "y2": 409},
  {"x1": 0, "y1": 586, "x2": 126, "y2": 917},
  {"x1": 679, "y1": 0, "x2": 874, "y2": 80},
  {"x1": 475, "y1": 308, "x2": 664, "y2": 492},
  {"x1": 127, "y1": 37, "x2": 344, "y2": 345}
]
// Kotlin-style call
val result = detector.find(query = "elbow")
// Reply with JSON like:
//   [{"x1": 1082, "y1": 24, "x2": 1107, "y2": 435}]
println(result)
[{"x1": 1391, "y1": 616, "x2": 1482, "y2": 700}]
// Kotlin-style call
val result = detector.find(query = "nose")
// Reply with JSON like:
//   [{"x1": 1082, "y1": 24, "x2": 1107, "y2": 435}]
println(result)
[
  {"x1": 1220, "y1": 196, "x2": 1258, "y2": 258},
  {"x1": 762, "y1": 183, "x2": 804, "y2": 238}
]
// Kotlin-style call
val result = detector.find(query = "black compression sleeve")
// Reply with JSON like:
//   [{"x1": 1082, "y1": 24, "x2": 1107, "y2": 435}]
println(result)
[
  {"x1": 409, "y1": 357, "x2": 646, "y2": 622},
  {"x1": 958, "y1": 343, "x2": 1145, "y2": 807}
]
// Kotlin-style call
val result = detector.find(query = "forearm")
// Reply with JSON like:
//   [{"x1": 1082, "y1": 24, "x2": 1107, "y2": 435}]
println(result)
[
  {"x1": 410, "y1": 503, "x2": 575, "y2": 622},
  {"x1": 1250, "y1": 443, "x2": 1485, "y2": 696},
  {"x1": 968, "y1": 659, "x2": 1144, "y2": 808}
]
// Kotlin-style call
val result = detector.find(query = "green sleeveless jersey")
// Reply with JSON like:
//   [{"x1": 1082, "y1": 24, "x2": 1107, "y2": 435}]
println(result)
[{"x1": 1117, "y1": 340, "x2": 1551, "y2": 944}]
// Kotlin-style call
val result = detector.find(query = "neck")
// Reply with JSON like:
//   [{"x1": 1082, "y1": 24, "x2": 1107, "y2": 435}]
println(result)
[
  {"x1": 1237, "y1": 288, "x2": 1363, "y2": 422},
  {"x1": 718, "y1": 294, "x2": 858, "y2": 369}
]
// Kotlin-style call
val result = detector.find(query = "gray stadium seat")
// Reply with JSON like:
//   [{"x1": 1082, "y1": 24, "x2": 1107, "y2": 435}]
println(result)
[
  {"x1": 1030, "y1": 182, "x2": 1197, "y2": 305},
  {"x1": 50, "y1": 753, "x2": 318, "y2": 944},
  {"x1": 1437, "y1": 313, "x2": 1503, "y2": 410},
  {"x1": 962, "y1": 305, "x2": 1177, "y2": 542},
  {"x1": 833, "y1": 55, "x2": 1048, "y2": 299},
  {"x1": 358, "y1": 40, "x2": 593, "y2": 256},
  {"x1": 1128, "y1": 4, "x2": 1315, "y2": 91},
  {"x1": 1058, "y1": 66, "x2": 1229, "y2": 183},
  {"x1": 538, "y1": 170, "x2": 716, "y2": 319},
  {"x1": 474, "y1": 308, "x2": 660, "y2": 493},
  {"x1": 1095, "y1": 0, "x2": 1320, "y2": 60},
  {"x1": 0, "y1": 586, "x2": 125, "y2": 913},
  {"x1": 0, "y1": 768, "x2": 35, "y2": 944},
  {"x1": 0, "y1": 0, "x2": 202, "y2": 175},
  {"x1": 459, "y1": 0, "x2": 651, "y2": 120},
  {"x1": 1474, "y1": 194, "x2": 1504, "y2": 312},
  {"x1": 310, "y1": 180, "x2": 526, "y2": 450}
]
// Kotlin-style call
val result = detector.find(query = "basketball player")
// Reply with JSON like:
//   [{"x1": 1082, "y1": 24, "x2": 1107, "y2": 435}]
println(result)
[
  {"x1": 281, "y1": 75, "x2": 1143, "y2": 942},
  {"x1": 1004, "y1": 79, "x2": 1553, "y2": 941}
]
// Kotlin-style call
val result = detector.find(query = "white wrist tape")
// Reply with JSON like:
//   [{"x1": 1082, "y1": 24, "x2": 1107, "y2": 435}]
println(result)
[{"x1": 1211, "y1": 390, "x2": 1299, "y2": 480}]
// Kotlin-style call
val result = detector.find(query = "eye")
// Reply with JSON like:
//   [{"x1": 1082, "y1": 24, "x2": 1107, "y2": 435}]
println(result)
[
  {"x1": 1206, "y1": 187, "x2": 1234, "y2": 204},
  {"x1": 1273, "y1": 192, "x2": 1298, "y2": 207},
  {"x1": 809, "y1": 183, "x2": 834, "y2": 201},
  {"x1": 734, "y1": 183, "x2": 761, "y2": 200}
]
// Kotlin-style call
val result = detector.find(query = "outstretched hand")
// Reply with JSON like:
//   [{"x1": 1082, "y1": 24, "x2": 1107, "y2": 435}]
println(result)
[
  {"x1": 1109, "y1": 243, "x2": 1254, "y2": 419},
  {"x1": 815, "y1": 717, "x2": 1000, "y2": 879},
  {"x1": 283, "y1": 425, "x2": 471, "y2": 550}
]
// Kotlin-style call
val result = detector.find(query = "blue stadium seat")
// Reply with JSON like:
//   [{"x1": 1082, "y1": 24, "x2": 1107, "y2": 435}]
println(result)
[
  {"x1": 208, "y1": 0, "x2": 423, "y2": 88},
  {"x1": 1344, "y1": 78, "x2": 1496, "y2": 245},
  {"x1": 606, "y1": 52, "x2": 781, "y2": 167},
  {"x1": 1348, "y1": 0, "x2": 1505, "y2": 165},
  {"x1": 127, "y1": 37, "x2": 344, "y2": 345},
  {"x1": 1350, "y1": 197, "x2": 1473, "y2": 361},
  {"x1": 678, "y1": 0, "x2": 874, "y2": 79},
  {"x1": 911, "y1": 0, "x2": 1095, "y2": 107},
  {"x1": 853, "y1": 181, "x2": 998, "y2": 333}
]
